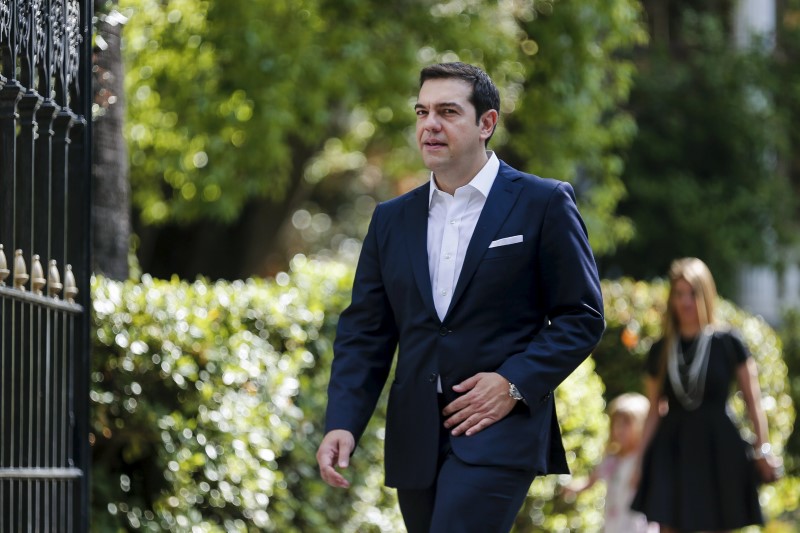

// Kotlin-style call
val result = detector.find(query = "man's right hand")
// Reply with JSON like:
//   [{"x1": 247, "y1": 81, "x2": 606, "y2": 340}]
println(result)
[{"x1": 316, "y1": 429, "x2": 356, "y2": 488}]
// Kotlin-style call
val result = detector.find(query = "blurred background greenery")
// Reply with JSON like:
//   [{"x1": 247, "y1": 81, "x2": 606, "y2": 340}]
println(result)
[
  {"x1": 90, "y1": 266, "x2": 799, "y2": 531},
  {"x1": 89, "y1": 0, "x2": 800, "y2": 530}
]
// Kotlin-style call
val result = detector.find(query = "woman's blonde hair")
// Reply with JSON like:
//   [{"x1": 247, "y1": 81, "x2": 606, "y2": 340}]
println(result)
[
  {"x1": 664, "y1": 257, "x2": 718, "y2": 335},
  {"x1": 658, "y1": 257, "x2": 718, "y2": 389}
]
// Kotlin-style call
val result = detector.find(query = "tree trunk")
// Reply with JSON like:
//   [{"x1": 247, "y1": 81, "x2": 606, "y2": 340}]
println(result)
[
  {"x1": 92, "y1": 1, "x2": 131, "y2": 280},
  {"x1": 135, "y1": 136, "x2": 316, "y2": 280}
]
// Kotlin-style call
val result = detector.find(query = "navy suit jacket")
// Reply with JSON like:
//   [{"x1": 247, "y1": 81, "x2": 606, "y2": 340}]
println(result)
[{"x1": 324, "y1": 160, "x2": 605, "y2": 489}]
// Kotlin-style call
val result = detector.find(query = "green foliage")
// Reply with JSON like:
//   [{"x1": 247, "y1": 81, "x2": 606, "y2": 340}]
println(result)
[
  {"x1": 773, "y1": 1, "x2": 800, "y2": 218},
  {"x1": 286, "y1": 0, "x2": 648, "y2": 261},
  {"x1": 591, "y1": 279, "x2": 667, "y2": 400},
  {"x1": 596, "y1": 277, "x2": 799, "y2": 527},
  {"x1": 91, "y1": 257, "x2": 404, "y2": 531},
  {"x1": 608, "y1": 8, "x2": 797, "y2": 294},
  {"x1": 120, "y1": 0, "x2": 505, "y2": 224},
  {"x1": 121, "y1": 0, "x2": 645, "y2": 258},
  {"x1": 502, "y1": 0, "x2": 646, "y2": 256},
  {"x1": 91, "y1": 259, "x2": 607, "y2": 531}
]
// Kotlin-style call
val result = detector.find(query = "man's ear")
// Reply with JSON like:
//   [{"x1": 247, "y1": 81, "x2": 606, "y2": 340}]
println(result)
[{"x1": 479, "y1": 109, "x2": 499, "y2": 141}]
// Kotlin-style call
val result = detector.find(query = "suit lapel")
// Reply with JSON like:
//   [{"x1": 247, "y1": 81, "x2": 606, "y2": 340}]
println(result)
[
  {"x1": 445, "y1": 164, "x2": 522, "y2": 321},
  {"x1": 404, "y1": 183, "x2": 440, "y2": 323}
]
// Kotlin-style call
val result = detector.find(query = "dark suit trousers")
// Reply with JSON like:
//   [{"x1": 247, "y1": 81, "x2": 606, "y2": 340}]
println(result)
[{"x1": 396, "y1": 397, "x2": 535, "y2": 533}]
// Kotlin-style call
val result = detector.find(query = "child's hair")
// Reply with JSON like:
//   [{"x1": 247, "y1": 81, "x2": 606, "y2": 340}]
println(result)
[
  {"x1": 606, "y1": 393, "x2": 650, "y2": 454},
  {"x1": 608, "y1": 392, "x2": 650, "y2": 427}
]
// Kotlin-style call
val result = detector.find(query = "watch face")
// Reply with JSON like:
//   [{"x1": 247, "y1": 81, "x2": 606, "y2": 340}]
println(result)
[{"x1": 509, "y1": 384, "x2": 523, "y2": 400}]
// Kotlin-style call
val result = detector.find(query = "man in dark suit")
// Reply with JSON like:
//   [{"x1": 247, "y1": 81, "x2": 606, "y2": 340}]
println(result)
[{"x1": 316, "y1": 62, "x2": 605, "y2": 533}]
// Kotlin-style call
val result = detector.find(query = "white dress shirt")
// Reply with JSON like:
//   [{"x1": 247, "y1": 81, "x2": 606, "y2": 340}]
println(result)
[{"x1": 427, "y1": 151, "x2": 500, "y2": 321}]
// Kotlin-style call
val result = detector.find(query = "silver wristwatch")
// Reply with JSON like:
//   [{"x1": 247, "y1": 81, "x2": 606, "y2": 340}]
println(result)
[{"x1": 508, "y1": 382, "x2": 524, "y2": 401}]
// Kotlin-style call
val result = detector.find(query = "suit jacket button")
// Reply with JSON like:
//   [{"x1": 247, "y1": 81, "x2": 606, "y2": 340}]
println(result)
[
  {"x1": 439, "y1": 326, "x2": 450, "y2": 336},
  {"x1": 428, "y1": 373, "x2": 438, "y2": 383}
]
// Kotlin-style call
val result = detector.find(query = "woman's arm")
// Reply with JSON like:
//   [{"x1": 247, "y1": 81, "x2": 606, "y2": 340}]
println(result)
[
  {"x1": 737, "y1": 358, "x2": 781, "y2": 482},
  {"x1": 737, "y1": 358, "x2": 769, "y2": 448}
]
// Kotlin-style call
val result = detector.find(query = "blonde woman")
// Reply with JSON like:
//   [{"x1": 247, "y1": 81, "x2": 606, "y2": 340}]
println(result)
[{"x1": 631, "y1": 257, "x2": 779, "y2": 532}]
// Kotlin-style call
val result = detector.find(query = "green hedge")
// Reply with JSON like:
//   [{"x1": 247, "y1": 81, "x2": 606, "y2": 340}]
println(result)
[
  {"x1": 91, "y1": 256, "x2": 404, "y2": 532},
  {"x1": 91, "y1": 258, "x2": 605, "y2": 531},
  {"x1": 91, "y1": 264, "x2": 797, "y2": 531}
]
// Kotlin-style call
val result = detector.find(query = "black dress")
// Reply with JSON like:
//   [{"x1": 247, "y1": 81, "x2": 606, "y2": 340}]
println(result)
[{"x1": 630, "y1": 329, "x2": 763, "y2": 531}]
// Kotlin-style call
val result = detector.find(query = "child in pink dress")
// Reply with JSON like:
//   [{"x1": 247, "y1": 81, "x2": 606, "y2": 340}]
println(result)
[{"x1": 565, "y1": 393, "x2": 658, "y2": 533}]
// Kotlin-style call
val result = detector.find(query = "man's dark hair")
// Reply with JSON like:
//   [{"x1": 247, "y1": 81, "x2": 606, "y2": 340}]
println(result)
[{"x1": 419, "y1": 62, "x2": 501, "y2": 128}]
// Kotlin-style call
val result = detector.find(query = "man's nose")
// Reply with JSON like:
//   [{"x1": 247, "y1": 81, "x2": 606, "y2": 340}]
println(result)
[{"x1": 422, "y1": 113, "x2": 442, "y2": 131}]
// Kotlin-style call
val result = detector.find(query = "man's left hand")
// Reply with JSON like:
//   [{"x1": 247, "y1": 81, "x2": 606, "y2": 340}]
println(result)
[{"x1": 442, "y1": 372, "x2": 517, "y2": 437}]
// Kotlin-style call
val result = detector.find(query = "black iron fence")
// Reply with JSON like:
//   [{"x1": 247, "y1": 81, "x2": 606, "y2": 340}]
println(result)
[{"x1": 0, "y1": 0, "x2": 92, "y2": 530}]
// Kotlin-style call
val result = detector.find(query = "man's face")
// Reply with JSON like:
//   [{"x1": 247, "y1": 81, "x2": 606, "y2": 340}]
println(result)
[{"x1": 415, "y1": 78, "x2": 492, "y2": 177}]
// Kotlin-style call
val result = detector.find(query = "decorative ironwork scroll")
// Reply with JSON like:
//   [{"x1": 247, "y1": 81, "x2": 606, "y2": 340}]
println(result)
[
  {"x1": 51, "y1": 0, "x2": 65, "y2": 77},
  {"x1": 18, "y1": 0, "x2": 30, "y2": 56},
  {"x1": 0, "y1": 1, "x2": 11, "y2": 45},
  {"x1": 66, "y1": 0, "x2": 80, "y2": 95}
]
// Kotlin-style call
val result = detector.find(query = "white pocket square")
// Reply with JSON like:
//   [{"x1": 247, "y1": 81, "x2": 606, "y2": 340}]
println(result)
[{"x1": 488, "y1": 235, "x2": 523, "y2": 248}]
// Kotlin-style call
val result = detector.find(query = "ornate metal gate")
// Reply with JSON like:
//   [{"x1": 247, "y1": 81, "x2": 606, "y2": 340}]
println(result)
[{"x1": 0, "y1": 0, "x2": 92, "y2": 530}]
